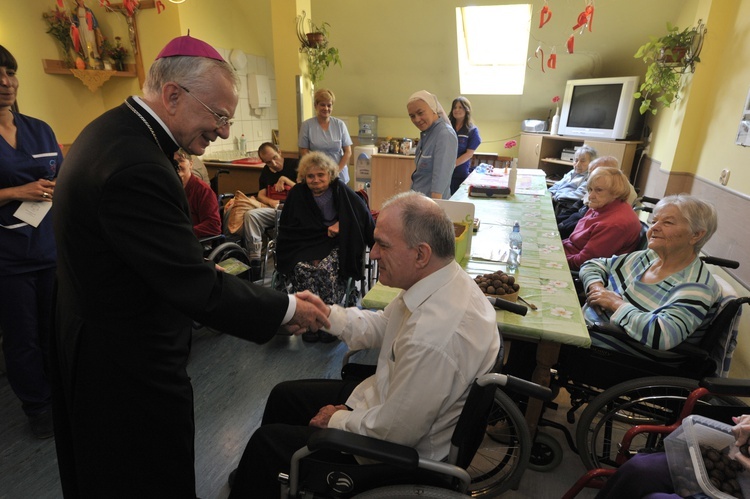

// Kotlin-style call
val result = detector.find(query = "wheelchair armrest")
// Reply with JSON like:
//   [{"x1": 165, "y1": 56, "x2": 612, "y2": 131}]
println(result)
[
  {"x1": 307, "y1": 428, "x2": 419, "y2": 470},
  {"x1": 699, "y1": 377, "x2": 750, "y2": 397}
]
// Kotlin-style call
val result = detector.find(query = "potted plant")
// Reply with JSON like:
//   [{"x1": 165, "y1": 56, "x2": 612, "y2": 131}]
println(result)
[
  {"x1": 633, "y1": 21, "x2": 705, "y2": 115},
  {"x1": 296, "y1": 14, "x2": 342, "y2": 86}
]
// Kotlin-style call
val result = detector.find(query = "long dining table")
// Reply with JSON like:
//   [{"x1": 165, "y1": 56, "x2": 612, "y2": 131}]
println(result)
[{"x1": 361, "y1": 168, "x2": 591, "y2": 436}]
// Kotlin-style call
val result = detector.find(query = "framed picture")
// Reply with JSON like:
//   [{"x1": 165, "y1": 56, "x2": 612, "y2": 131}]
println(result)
[{"x1": 736, "y1": 87, "x2": 750, "y2": 147}]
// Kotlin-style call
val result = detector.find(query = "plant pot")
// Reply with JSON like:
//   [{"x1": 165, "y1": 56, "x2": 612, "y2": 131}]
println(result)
[
  {"x1": 114, "y1": 60, "x2": 125, "y2": 72},
  {"x1": 306, "y1": 32, "x2": 326, "y2": 48},
  {"x1": 658, "y1": 46, "x2": 688, "y2": 64}
]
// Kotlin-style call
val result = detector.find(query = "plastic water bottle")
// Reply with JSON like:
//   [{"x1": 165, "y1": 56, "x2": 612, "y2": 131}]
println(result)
[
  {"x1": 508, "y1": 221, "x2": 522, "y2": 272},
  {"x1": 238, "y1": 134, "x2": 247, "y2": 154}
]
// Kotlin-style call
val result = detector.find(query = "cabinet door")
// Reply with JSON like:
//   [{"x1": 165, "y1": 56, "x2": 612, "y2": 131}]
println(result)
[
  {"x1": 370, "y1": 156, "x2": 414, "y2": 210},
  {"x1": 519, "y1": 134, "x2": 543, "y2": 168}
]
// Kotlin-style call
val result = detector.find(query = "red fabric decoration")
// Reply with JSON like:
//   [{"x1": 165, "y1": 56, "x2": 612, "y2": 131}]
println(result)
[
  {"x1": 156, "y1": 1, "x2": 166, "y2": 14},
  {"x1": 57, "y1": 0, "x2": 64, "y2": 8},
  {"x1": 539, "y1": 5, "x2": 552, "y2": 28},
  {"x1": 99, "y1": 0, "x2": 112, "y2": 7},
  {"x1": 567, "y1": 34, "x2": 575, "y2": 54},
  {"x1": 71, "y1": 25, "x2": 81, "y2": 53},
  {"x1": 547, "y1": 53, "x2": 557, "y2": 69},
  {"x1": 572, "y1": 5, "x2": 595, "y2": 32},
  {"x1": 535, "y1": 46, "x2": 545, "y2": 73}
]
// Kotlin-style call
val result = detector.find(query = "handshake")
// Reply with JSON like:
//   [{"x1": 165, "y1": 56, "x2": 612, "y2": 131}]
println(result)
[{"x1": 283, "y1": 290, "x2": 332, "y2": 336}]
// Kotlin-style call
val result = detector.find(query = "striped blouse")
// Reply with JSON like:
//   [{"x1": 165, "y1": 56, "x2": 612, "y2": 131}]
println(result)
[{"x1": 579, "y1": 249, "x2": 721, "y2": 359}]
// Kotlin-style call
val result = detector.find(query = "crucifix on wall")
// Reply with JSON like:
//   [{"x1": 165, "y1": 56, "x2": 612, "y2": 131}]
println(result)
[{"x1": 102, "y1": 0, "x2": 158, "y2": 87}]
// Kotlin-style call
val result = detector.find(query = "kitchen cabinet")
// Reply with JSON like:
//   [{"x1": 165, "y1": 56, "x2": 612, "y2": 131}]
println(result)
[
  {"x1": 518, "y1": 133, "x2": 641, "y2": 183},
  {"x1": 370, "y1": 154, "x2": 415, "y2": 210}
]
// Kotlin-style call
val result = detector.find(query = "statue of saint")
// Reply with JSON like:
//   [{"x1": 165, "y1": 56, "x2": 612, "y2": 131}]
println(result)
[{"x1": 70, "y1": 0, "x2": 104, "y2": 67}]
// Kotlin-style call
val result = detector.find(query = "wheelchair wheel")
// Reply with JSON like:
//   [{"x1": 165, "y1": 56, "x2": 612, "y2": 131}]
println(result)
[
  {"x1": 353, "y1": 484, "x2": 470, "y2": 498},
  {"x1": 576, "y1": 376, "x2": 746, "y2": 470},
  {"x1": 528, "y1": 431, "x2": 563, "y2": 472},
  {"x1": 207, "y1": 242, "x2": 250, "y2": 267},
  {"x1": 467, "y1": 388, "x2": 530, "y2": 497}
]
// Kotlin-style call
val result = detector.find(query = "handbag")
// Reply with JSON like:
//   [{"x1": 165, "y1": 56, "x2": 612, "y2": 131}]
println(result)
[
  {"x1": 266, "y1": 184, "x2": 292, "y2": 201},
  {"x1": 226, "y1": 191, "x2": 263, "y2": 235}
]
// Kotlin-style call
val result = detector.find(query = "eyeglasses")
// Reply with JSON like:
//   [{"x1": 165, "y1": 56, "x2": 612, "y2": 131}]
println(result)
[{"x1": 179, "y1": 85, "x2": 234, "y2": 128}]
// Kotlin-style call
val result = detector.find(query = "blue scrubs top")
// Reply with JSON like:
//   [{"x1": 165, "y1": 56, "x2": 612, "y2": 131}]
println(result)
[
  {"x1": 298, "y1": 116, "x2": 353, "y2": 184},
  {"x1": 410, "y1": 120, "x2": 457, "y2": 199},
  {"x1": 0, "y1": 112, "x2": 63, "y2": 275}
]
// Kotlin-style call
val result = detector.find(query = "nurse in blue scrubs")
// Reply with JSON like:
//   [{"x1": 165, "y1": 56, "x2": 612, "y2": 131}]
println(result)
[
  {"x1": 0, "y1": 45, "x2": 63, "y2": 439},
  {"x1": 449, "y1": 96, "x2": 481, "y2": 194},
  {"x1": 298, "y1": 88, "x2": 353, "y2": 184}
]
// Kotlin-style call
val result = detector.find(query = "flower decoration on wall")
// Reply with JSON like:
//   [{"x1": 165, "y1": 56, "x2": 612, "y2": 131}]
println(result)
[
  {"x1": 102, "y1": 36, "x2": 129, "y2": 71},
  {"x1": 504, "y1": 140, "x2": 517, "y2": 149},
  {"x1": 42, "y1": 7, "x2": 79, "y2": 67}
]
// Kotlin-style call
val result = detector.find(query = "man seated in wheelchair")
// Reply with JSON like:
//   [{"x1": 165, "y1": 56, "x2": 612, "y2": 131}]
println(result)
[
  {"x1": 174, "y1": 149, "x2": 221, "y2": 238},
  {"x1": 275, "y1": 151, "x2": 375, "y2": 341},
  {"x1": 505, "y1": 195, "x2": 723, "y2": 389},
  {"x1": 228, "y1": 192, "x2": 500, "y2": 498}
]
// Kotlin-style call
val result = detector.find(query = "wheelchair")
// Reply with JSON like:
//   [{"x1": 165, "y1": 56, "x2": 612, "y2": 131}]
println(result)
[
  {"x1": 562, "y1": 376, "x2": 750, "y2": 498},
  {"x1": 529, "y1": 258, "x2": 749, "y2": 473},
  {"x1": 277, "y1": 369, "x2": 552, "y2": 498}
]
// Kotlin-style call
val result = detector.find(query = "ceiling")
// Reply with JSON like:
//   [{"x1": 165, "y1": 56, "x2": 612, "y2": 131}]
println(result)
[{"x1": 310, "y1": 0, "x2": 696, "y2": 123}]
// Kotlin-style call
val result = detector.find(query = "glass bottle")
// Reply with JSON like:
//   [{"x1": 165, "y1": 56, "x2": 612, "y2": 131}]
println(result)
[{"x1": 508, "y1": 221, "x2": 522, "y2": 272}]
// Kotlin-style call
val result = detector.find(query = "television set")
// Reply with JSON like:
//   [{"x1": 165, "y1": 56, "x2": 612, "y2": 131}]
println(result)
[{"x1": 557, "y1": 76, "x2": 642, "y2": 140}]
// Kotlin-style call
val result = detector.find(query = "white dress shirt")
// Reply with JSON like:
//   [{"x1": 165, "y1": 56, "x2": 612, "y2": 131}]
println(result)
[{"x1": 326, "y1": 260, "x2": 500, "y2": 461}]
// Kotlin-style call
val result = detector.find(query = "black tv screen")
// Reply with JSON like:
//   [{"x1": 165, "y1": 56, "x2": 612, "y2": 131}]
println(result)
[{"x1": 566, "y1": 84, "x2": 623, "y2": 130}]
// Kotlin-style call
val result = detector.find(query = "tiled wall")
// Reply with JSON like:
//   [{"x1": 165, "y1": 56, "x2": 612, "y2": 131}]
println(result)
[{"x1": 202, "y1": 48, "x2": 279, "y2": 160}]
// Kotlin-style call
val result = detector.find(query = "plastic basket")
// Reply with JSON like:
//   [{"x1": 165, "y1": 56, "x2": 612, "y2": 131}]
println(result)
[{"x1": 664, "y1": 415, "x2": 750, "y2": 498}]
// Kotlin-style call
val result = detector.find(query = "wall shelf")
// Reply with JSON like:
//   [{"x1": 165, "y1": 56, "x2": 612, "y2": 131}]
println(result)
[{"x1": 42, "y1": 59, "x2": 136, "y2": 91}]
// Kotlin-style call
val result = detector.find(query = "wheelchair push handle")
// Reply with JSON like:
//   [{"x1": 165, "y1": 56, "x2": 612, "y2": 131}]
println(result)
[
  {"x1": 478, "y1": 373, "x2": 553, "y2": 401},
  {"x1": 486, "y1": 295, "x2": 528, "y2": 316}
]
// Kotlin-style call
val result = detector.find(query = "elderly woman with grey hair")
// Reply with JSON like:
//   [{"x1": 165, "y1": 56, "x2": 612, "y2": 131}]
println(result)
[
  {"x1": 548, "y1": 144, "x2": 597, "y2": 212},
  {"x1": 407, "y1": 90, "x2": 458, "y2": 199},
  {"x1": 579, "y1": 194, "x2": 721, "y2": 360},
  {"x1": 563, "y1": 167, "x2": 642, "y2": 270},
  {"x1": 277, "y1": 152, "x2": 375, "y2": 341}
]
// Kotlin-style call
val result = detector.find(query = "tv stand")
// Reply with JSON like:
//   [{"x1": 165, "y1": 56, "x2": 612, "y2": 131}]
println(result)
[{"x1": 518, "y1": 133, "x2": 641, "y2": 183}]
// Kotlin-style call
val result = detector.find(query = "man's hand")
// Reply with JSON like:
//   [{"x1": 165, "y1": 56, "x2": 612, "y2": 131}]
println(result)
[
  {"x1": 309, "y1": 404, "x2": 348, "y2": 428},
  {"x1": 284, "y1": 291, "x2": 331, "y2": 335}
]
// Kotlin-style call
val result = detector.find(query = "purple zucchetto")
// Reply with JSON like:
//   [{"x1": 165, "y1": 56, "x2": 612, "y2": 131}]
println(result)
[{"x1": 155, "y1": 34, "x2": 224, "y2": 61}]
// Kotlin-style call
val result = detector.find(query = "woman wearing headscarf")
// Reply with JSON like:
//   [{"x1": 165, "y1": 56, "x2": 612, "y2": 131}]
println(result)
[{"x1": 407, "y1": 90, "x2": 458, "y2": 199}]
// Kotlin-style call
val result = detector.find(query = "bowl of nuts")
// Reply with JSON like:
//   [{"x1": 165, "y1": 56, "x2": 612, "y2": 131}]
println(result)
[{"x1": 473, "y1": 270, "x2": 520, "y2": 302}]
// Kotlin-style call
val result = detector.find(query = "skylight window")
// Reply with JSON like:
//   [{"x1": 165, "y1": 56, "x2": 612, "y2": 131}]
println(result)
[{"x1": 456, "y1": 4, "x2": 532, "y2": 95}]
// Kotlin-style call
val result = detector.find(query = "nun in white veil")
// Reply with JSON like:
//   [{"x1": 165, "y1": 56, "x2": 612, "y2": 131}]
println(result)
[{"x1": 407, "y1": 90, "x2": 458, "y2": 199}]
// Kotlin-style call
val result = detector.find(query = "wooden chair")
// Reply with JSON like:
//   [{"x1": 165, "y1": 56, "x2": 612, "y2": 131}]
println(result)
[{"x1": 470, "y1": 153, "x2": 512, "y2": 172}]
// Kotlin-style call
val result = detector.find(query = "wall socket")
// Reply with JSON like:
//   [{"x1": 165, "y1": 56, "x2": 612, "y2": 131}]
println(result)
[{"x1": 720, "y1": 169, "x2": 731, "y2": 186}]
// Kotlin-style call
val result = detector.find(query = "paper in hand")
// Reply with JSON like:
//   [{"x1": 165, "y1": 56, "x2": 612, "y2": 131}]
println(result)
[{"x1": 13, "y1": 201, "x2": 52, "y2": 228}]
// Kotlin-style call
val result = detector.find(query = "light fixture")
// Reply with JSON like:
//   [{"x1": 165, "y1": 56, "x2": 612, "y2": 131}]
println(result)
[{"x1": 169, "y1": 0, "x2": 187, "y2": 4}]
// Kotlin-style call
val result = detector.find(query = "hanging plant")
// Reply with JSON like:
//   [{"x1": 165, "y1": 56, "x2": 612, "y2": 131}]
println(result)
[
  {"x1": 296, "y1": 12, "x2": 342, "y2": 86},
  {"x1": 633, "y1": 20, "x2": 706, "y2": 115}
]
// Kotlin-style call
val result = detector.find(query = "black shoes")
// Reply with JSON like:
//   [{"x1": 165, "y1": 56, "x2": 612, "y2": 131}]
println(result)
[
  {"x1": 29, "y1": 411, "x2": 54, "y2": 439},
  {"x1": 301, "y1": 331, "x2": 337, "y2": 343}
]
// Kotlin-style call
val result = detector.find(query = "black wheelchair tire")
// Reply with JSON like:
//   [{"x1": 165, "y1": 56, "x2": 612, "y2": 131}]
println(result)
[
  {"x1": 575, "y1": 376, "x2": 746, "y2": 470},
  {"x1": 467, "y1": 388, "x2": 531, "y2": 497},
  {"x1": 528, "y1": 431, "x2": 563, "y2": 472},
  {"x1": 353, "y1": 484, "x2": 470, "y2": 498}
]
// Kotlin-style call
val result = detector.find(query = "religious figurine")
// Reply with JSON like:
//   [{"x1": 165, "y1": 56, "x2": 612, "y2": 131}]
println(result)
[{"x1": 70, "y1": 0, "x2": 104, "y2": 67}]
